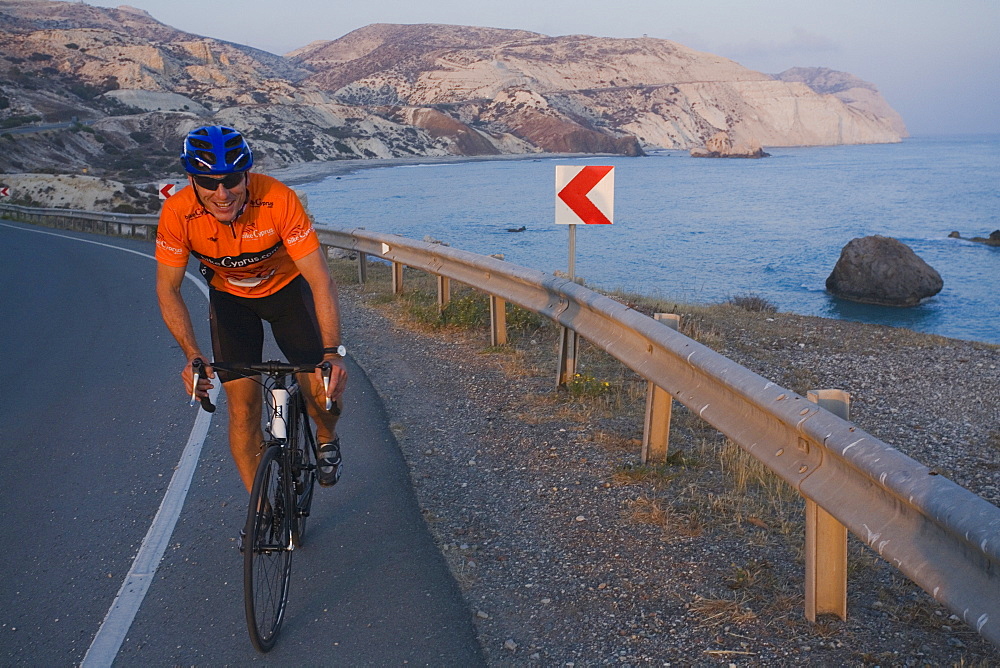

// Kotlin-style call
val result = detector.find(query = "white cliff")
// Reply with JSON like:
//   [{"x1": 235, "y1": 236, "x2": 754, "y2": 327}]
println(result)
[{"x1": 0, "y1": 2, "x2": 907, "y2": 177}]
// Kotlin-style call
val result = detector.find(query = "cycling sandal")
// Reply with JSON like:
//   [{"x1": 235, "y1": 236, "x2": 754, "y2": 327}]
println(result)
[{"x1": 317, "y1": 439, "x2": 342, "y2": 487}]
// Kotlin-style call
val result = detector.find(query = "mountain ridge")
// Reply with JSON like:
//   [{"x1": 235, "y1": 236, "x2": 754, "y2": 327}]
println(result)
[{"x1": 0, "y1": 0, "x2": 906, "y2": 184}]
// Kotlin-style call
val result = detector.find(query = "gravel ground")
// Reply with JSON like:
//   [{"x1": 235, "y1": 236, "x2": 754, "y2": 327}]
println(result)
[{"x1": 339, "y1": 282, "x2": 1000, "y2": 667}]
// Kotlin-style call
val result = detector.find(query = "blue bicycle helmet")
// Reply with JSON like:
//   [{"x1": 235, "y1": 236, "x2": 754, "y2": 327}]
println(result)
[{"x1": 180, "y1": 125, "x2": 253, "y2": 175}]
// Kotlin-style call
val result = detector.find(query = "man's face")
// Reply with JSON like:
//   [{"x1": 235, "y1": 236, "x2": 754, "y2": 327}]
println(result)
[{"x1": 189, "y1": 172, "x2": 248, "y2": 223}]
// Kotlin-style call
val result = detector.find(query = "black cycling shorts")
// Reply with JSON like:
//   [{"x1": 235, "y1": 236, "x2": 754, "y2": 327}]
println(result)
[{"x1": 209, "y1": 275, "x2": 323, "y2": 383}]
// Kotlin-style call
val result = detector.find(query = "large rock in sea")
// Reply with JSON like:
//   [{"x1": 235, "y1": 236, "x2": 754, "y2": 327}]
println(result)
[
  {"x1": 826, "y1": 236, "x2": 943, "y2": 307},
  {"x1": 690, "y1": 131, "x2": 769, "y2": 158}
]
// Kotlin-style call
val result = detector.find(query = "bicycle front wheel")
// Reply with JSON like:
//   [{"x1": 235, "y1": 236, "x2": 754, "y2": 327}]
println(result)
[
  {"x1": 244, "y1": 444, "x2": 292, "y2": 652},
  {"x1": 291, "y1": 392, "x2": 317, "y2": 547}
]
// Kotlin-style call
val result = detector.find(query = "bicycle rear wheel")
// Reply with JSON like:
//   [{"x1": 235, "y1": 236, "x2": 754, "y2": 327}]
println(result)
[
  {"x1": 291, "y1": 392, "x2": 318, "y2": 547},
  {"x1": 244, "y1": 444, "x2": 292, "y2": 652}
]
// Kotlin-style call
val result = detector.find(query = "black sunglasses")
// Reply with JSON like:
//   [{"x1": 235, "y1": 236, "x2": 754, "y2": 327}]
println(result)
[{"x1": 192, "y1": 172, "x2": 246, "y2": 190}]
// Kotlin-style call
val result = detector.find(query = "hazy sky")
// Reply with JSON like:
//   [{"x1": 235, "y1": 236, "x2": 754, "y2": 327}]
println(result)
[{"x1": 88, "y1": 0, "x2": 1000, "y2": 136}]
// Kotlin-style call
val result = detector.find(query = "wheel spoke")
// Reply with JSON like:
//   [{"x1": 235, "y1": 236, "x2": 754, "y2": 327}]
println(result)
[{"x1": 244, "y1": 446, "x2": 292, "y2": 651}]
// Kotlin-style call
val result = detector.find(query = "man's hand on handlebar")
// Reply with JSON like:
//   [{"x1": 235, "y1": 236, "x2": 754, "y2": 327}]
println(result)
[
  {"x1": 316, "y1": 357, "x2": 347, "y2": 411},
  {"x1": 187, "y1": 357, "x2": 215, "y2": 403}
]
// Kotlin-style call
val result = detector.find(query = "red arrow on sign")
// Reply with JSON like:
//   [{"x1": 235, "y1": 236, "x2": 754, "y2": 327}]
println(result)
[
  {"x1": 158, "y1": 183, "x2": 176, "y2": 199},
  {"x1": 557, "y1": 165, "x2": 614, "y2": 225},
  {"x1": 0, "y1": 186, "x2": 9, "y2": 197}
]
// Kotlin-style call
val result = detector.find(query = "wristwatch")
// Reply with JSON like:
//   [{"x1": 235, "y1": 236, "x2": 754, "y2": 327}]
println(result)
[{"x1": 323, "y1": 345, "x2": 346, "y2": 358}]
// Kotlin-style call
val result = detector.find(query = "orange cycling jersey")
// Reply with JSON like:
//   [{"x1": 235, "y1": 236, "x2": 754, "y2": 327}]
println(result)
[{"x1": 155, "y1": 173, "x2": 320, "y2": 298}]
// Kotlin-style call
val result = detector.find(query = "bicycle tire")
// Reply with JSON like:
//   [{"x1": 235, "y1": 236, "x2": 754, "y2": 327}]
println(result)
[
  {"x1": 244, "y1": 444, "x2": 292, "y2": 652},
  {"x1": 290, "y1": 391, "x2": 318, "y2": 547}
]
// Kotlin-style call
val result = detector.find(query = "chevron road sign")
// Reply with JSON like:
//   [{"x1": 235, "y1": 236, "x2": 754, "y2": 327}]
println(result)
[{"x1": 555, "y1": 165, "x2": 614, "y2": 225}]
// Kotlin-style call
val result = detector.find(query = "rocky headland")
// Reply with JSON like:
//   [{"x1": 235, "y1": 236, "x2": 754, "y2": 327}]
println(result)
[{"x1": 689, "y1": 130, "x2": 770, "y2": 158}]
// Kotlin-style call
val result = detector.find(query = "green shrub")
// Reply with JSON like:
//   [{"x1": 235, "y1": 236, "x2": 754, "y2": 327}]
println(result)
[
  {"x1": 566, "y1": 372, "x2": 611, "y2": 398},
  {"x1": 725, "y1": 293, "x2": 777, "y2": 313},
  {"x1": 506, "y1": 303, "x2": 545, "y2": 333},
  {"x1": 398, "y1": 290, "x2": 440, "y2": 326},
  {"x1": 441, "y1": 294, "x2": 490, "y2": 329},
  {"x1": 0, "y1": 114, "x2": 42, "y2": 129}
]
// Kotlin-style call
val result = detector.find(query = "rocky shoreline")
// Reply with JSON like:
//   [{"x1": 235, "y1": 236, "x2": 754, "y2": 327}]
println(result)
[
  {"x1": 948, "y1": 230, "x2": 1000, "y2": 247},
  {"x1": 338, "y1": 276, "x2": 999, "y2": 666},
  {"x1": 0, "y1": 153, "x2": 591, "y2": 213}
]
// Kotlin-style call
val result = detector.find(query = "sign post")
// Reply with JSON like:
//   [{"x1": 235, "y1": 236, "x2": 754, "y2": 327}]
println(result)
[
  {"x1": 555, "y1": 164, "x2": 615, "y2": 276},
  {"x1": 554, "y1": 165, "x2": 615, "y2": 386}
]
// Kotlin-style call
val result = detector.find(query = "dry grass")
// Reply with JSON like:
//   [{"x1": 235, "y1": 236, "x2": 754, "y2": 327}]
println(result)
[
  {"x1": 333, "y1": 253, "x2": 811, "y2": 543},
  {"x1": 626, "y1": 495, "x2": 703, "y2": 537},
  {"x1": 690, "y1": 595, "x2": 759, "y2": 627}
]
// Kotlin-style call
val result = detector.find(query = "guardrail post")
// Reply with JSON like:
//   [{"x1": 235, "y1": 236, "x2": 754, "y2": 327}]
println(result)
[
  {"x1": 490, "y1": 296, "x2": 507, "y2": 346},
  {"x1": 642, "y1": 314, "x2": 680, "y2": 463},
  {"x1": 437, "y1": 275, "x2": 451, "y2": 310},
  {"x1": 805, "y1": 389, "x2": 850, "y2": 622},
  {"x1": 556, "y1": 327, "x2": 579, "y2": 387},
  {"x1": 391, "y1": 261, "x2": 404, "y2": 295},
  {"x1": 357, "y1": 251, "x2": 368, "y2": 284}
]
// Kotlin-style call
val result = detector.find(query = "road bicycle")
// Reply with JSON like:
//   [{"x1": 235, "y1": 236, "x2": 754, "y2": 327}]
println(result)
[{"x1": 191, "y1": 358, "x2": 334, "y2": 652}]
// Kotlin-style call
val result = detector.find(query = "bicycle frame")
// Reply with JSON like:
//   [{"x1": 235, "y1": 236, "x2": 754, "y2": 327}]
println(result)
[
  {"x1": 267, "y1": 385, "x2": 292, "y2": 440},
  {"x1": 190, "y1": 358, "x2": 325, "y2": 652}
]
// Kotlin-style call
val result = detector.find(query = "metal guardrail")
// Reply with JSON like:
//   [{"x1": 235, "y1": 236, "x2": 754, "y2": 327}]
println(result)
[
  {"x1": 4, "y1": 204, "x2": 997, "y2": 647},
  {"x1": 318, "y1": 227, "x2": 1000, "y2": 648},
  {"x1": 0, "y1": 202, "x2": 158, "y2": 241}
]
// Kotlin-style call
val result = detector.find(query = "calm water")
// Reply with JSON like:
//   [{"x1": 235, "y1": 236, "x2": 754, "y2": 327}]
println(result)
[{"x1": 301, "y1": 135, "x2": 1000, "y2": 344}]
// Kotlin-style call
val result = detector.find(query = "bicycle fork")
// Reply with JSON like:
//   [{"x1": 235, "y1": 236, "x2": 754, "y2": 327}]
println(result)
[{"x1": 262, "y1": 388, "x2": 298, "y2": 552}]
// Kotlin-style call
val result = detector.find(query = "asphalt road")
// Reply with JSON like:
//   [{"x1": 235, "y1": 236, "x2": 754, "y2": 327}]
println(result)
[
  {"x1": 1, "y1": 121, "x2": 78, "y2": 135},
  {"x1": 0, "y1": 221, "x2": 484, "y2": 666}
]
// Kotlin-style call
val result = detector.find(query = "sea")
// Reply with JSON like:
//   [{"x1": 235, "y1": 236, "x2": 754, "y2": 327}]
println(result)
[{"x1": 299, "y1": 135, "x2": 1000, "y2": 345}]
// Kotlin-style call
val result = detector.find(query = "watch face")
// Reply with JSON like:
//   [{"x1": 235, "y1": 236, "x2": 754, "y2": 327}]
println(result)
[{"x1": 337, "y1": 345, "x2": 346, "y2": 356}]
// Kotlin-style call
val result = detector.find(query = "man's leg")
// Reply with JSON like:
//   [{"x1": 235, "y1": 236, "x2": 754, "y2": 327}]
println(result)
[
  {"x1": 224, "y1": 376, "x2": 264, "y2": 492},
  {"x1": 298, "y1": 371, "x2": 338, "y2": 443},
  {"x1": 266, "y1": 277, "x2": 342, "y2": 484},
  {"x1": 208, "y1": 289, "x2": 265, "y2": 492},
  {"x1": 298, "y1": 371, "x2": 342, "y2": 486}
]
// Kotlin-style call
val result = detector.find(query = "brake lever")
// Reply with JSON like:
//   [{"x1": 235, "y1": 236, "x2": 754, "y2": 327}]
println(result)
[
  {"x1": 191, "y1": 358, "x2": 216, "y2": 413},
  {"x1": 319, "y1": 360, "x2": 333, "y2": 411}
]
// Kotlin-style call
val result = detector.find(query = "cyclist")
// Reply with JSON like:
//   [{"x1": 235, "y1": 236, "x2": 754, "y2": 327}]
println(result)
[{"x1": 155, "y1": 125, "x2": 347, "y2": 492}]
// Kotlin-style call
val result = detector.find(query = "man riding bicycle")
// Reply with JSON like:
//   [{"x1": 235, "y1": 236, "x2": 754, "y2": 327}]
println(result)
[{"x1": 155, "y1": 125, "x2": 347, "y2": 491}]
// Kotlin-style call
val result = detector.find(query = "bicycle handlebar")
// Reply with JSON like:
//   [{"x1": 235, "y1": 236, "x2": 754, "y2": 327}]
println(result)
[{"x1": 191, "y1": 358, "x2": 334, "y2": 413}]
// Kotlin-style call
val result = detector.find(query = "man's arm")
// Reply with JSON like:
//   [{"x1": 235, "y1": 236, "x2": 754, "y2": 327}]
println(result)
[
  {"x1": 156, "y1": 263, "x2": 209, "y2": 394},
  {"x1": 293, "y1": 248, "x2": 342, "y2": 350},
  {"x1": 293, "y1": 248, "x2": 348, "y2": 401}
]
